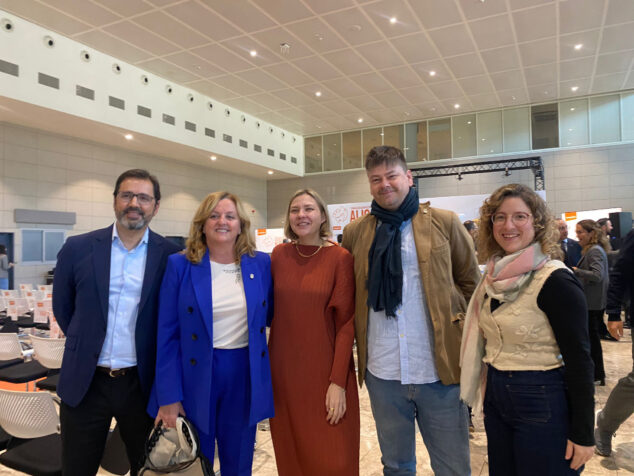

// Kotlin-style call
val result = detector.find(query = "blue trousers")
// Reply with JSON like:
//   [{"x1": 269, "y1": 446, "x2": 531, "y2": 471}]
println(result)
[
  {"x1": 484, "y1": 366, "x2": 582, "y2": 475},
  {"x1": 365, "y1": 371, "x2": 471, "y2": 476},
  {"x1": 0, "y1": 278, "x2": 8, "y2": 290},
  {"x1": 198, "y1": 347, "x2": 256, "y2": 476}
]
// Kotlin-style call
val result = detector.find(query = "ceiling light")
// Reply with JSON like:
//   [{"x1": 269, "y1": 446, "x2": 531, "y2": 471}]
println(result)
[
  {"x1": 571, "y1": 86, "x2": 579, "y2": 92},
  {"x1": 574, "y1": 43, "x2": 583, "y2": 50},
  {"x1": 429, "y1": 70, "x2": 436, "y2": 77},
  {"x1": 467, "y1": 121, "x2": 472, "y2": 124},
  {"x1": 210, "y1": 155, "x2": 217, "y2": 161},
  {"x1": 357, "y1": 118, "x2": 364, "y2": 123},
  {"x1": 570, "y1": 107, "x2": 575, "y2": 111},
  {"x1": 124, "y1": 133, "x2": 133, "y2": 140},
  {"x1": 568, "y1": 128, "x2": 573, "y2": 132},
  {"x1": 389, "y1": 17, "x2": 397, "y2": 24},
  {"x1": 511, "y1": 96, "x2": 516, "y2": 100},
  {"x1": 454, "y1": 103, "x2": 460, "y2": 109},
  {"x1": 315, "y1": 91, "x2": 322, "y2": 97},
  {"x1": 267, "y1": 170, "x2": 274, "y2": 175},
  {"x1": 249, "y1": 50, "x2": 257, "y2": 57}
]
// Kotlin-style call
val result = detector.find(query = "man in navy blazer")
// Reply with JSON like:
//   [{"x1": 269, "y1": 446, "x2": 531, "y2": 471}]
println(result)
[
  {"x1": 53, "y1": 169, "x2": 181, "y2": 476},
  {"x1": 557, "y1": 218, "x2": 582, "y2": 267}
]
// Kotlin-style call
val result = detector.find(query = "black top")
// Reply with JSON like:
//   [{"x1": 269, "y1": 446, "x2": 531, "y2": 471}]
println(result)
[
  {"x1": 606, "y1": 229, "x2": 634, "y2": 321},
  {"x1": 491, "y1": 268, "x2": 594, "y2": 446}
]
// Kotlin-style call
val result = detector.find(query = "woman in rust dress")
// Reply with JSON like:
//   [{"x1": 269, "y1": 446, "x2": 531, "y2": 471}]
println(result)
[{"x1": 269, "y1": 188, "x2": 359, "y2": 476}]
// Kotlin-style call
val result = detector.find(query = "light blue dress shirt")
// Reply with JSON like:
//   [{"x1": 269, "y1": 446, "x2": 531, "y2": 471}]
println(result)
[
  {"x1": 97, "y1": 225, "x2": 149, "y2": 369},
  {"x1": 367, "y1": 219, "x2": 439, "y2": 384}
]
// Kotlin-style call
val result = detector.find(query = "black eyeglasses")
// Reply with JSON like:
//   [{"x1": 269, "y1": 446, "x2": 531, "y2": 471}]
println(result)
[{"x1": 117, "y1": 191, "x2": 155, "y2": 205}]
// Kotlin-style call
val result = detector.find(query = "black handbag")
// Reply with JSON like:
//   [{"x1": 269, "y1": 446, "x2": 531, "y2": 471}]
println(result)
[{"x1": 140, "y1": 417, "x2": 212, "y2": 475}]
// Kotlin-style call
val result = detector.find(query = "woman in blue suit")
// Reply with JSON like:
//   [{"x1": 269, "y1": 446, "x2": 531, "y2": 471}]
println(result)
[{"x1": 153, "y1": 191, "x2": 274, "y2": 475}]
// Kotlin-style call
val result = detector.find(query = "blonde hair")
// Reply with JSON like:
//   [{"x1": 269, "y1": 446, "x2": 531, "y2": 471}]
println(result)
[
  {"x1": 185, "y1": 191, "x2": 255, "y2": 264},
  {"x1": 284, "y1": 189, "x2": 331, "y2": 241},
  {"x1": 478, "y1": 184, "x2": 559, "y2": 261},
  {"x1": 577, "y1": 219, "x2": 610, "y2": 254}
]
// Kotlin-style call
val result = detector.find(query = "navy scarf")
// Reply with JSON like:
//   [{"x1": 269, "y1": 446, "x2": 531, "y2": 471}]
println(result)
[{"x1": 366, "y1": 187, "x2": 419, "y2": 317}]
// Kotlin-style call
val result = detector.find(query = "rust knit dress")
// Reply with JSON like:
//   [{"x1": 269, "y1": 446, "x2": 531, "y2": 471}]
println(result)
[{"x1": 269, "y1": 242, "x2": 360, "y2": 476}]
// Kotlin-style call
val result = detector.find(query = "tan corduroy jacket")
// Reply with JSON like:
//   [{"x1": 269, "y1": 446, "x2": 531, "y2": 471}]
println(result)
[{"x1": 342, "y1": 203, "x2": 480, "y2": 386}]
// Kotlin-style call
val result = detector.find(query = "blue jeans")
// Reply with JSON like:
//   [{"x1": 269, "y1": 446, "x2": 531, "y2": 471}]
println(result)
[
  {"x1": 365, "y1": 371, "x2": 470, "y2": 476},
  {"x1": 0, "y1": 278, "x2": 8, "y2": 290},
  {"x1": 484, "y1": 366, "x2": 582, "y2": 476}
]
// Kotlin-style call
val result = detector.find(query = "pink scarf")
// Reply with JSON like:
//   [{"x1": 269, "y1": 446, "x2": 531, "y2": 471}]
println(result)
[{"x1": 460, "y1": 242, "x2": 549, "y2": 414}]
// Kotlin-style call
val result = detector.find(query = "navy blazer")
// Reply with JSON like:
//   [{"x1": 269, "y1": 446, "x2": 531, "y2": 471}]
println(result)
[
  {"x1": 52, "y1": 225, "x2": 181, "y2": 407},
  {"x1": 149, "y1": 250, "x2": 274, "y2": 433},
  {"x1": 562, "y1": 238, "x2": 582, "y2": 268}
]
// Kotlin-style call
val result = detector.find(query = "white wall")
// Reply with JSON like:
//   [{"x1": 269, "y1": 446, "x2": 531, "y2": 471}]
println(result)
[
  {"x1": 267, "y1": 143, "x2": 634, "y2": 230},
  {"x1": 0, "y1": 122, "x2": 268, "y2": 286}
]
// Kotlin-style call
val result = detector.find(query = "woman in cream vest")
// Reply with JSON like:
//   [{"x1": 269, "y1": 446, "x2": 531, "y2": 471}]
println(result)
[{"x1": 460, "y1": 184, "x2": 595, "y2": 475}]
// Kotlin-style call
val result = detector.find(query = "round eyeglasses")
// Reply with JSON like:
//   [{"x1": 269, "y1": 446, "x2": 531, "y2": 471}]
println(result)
[{"x1": 491, "y1": 212, "x2": 532, "y2": 226}]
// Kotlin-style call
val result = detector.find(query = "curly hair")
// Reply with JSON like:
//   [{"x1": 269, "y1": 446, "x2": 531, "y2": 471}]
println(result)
[
  {"x1": 185, "y1": 191, "x2": 255, "y2": 264},
  {"x1": 477, "y1": 183, "x2": 559, "y2": 261},
  {"x1": 284, "y1": 189, "x2": 331, "y2": 241},
  {"x1": 576, "y1": 219, "x2": 610, "y2": 254}
]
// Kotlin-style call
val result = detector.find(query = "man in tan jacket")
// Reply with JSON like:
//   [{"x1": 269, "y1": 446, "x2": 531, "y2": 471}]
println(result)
[{"x1": 342, "y1": 146, "x2": 479, "y2": 475}]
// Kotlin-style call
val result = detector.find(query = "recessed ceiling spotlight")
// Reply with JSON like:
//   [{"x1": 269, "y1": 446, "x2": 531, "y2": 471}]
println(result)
[
  {"x1": 570, "y1": 107, "x2": 575, "y2": 111},
  {"x1": 571, "y1": 86, "x2": 579, "y2": 92},
  {"x1": 210, "y1": 155, "x2": 217, "y2": 161},
  {"x1": 574, "y1": 43, "x2": 583, "y2": 50},
  {"x1": 389, "y1": 17, "x2": 397, "y2": 24},
  {"x1": 544, "y1": 90, "x2": 549, "y2": 95},
  {"x1": 511, "y1": 96, "x2": 516, "y2": 100},
  {"x1": 314, "y1": 33, "x2": 324, "y2": 41},
  {"x1": 430, "y1": 106, "x2": 436, "y2": 111},
  {"x1": 429, "y1": 70, "x2": 436, "y2": 77},
  {"x1": 454, "y1": 103, "x2": 460, "y2": 109},
  {"x1": 249, "y1": 50, "x2": 257, "y2": 57},
  {"x1": 467, "y1": 121, "x2": 472, "y2": 125},
  {"x1": 124, "y1": 133, "x2": 133, "y2": 140},
  {"x1": 267, "y1": 170, "x2": 274, "y2": 175},
  {"x1": 404, "y1": 111, "x2": 411, "y2": 116},
  {"x1": 357, "y1": 117, "x2": 364, "y2": 123},
  {"x1": 315, "y1": 91, "x2": 322, "y2": 97}
]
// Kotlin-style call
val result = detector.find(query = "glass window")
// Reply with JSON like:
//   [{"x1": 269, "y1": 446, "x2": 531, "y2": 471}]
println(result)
[
  {"x1": 342, "y1": 131, "x2": 362, "y2": 170},
  {"x1": 44, "y1": 231, "x2": 65, "y2": 262},
  {"x1": 323, "y1": 133, "x2": 342, "y2": 171},
  {"x1": 362, "y1": 128, "x2": 382, "y2": 157},
  {"x1": 304, "y1": 136, "x2": 323, "y2": 173},
  {"x1": 477, "y1": 111, "x2": 503, "y2": 155},
  {"x1": 404, "y1": 121, "x2": 427, "y2": 162},
  {"x1": 623, "y1": 92, "x2": 634, "y2": 141},
  {"x1": 428, "y1": 118, "x2": 451, "y2": 161},
  {"x1": 503, "y1": 107, "x2": 530, "y2": 152},
  {"x1": 559, "y1": 99, "x2": 589, "y2": 147},
  {"x1": 383, "y1": 125, "x2": 404, "y2": 150},
  {"x1": 531, "y1": 103, "x2": 559, "y2": 149},
  {"x1": 22, "y1": 230, "x2": 43, "y2": 262},
  {"x1": 452, "y1": 114, "x2": 477, "y2": 158},
  {"x1": 591, "y1": 94, "x2": 620, "y2": 144}
]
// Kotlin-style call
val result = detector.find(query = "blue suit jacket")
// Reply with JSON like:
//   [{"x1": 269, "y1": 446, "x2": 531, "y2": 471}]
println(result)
[
  {"x1": 52, "y1": 225, "x2": 181, "y2": 407},
  {"x1": 563, "y1": 238, "x2": 582, "y2": 268},
  {"x1": 149, "y1": 250, "x2": 274, "y2": 433}
]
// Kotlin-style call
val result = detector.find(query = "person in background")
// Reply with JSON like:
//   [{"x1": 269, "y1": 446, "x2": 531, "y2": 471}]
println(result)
[
  {"x1": 342, "y1": 145, "x2": 479, "y2": 475},
  {"x1": 557, "y1": 218, "x2": 582, "y2": 269},
  {"x1": 463, "y1": 220, "x2": 479, "y2": 253},
  {"x1": 461, "y1": 183, "x2": 594, "y2": 475},
  {"x1": 597, "y1": 218, "x2": 616, "y2": 251},
  {"x1": 573, "y1": 219, "x2": 611, "y2": 382},
  {"x1": 0, "y1": 244, "x2": 14, "y2": 290},
  {"x1": 53, "y1": 169, "x2": 181, "y2": 475},
  {"x1": 152, "y1": 191, "x2": 273, "y2": 475},
  {"x1": 269, "y1": 189, "x2": 359, "y2": 476},
  {"x1": 595, "y1": 229, "x2": 634, "y2": 456}
]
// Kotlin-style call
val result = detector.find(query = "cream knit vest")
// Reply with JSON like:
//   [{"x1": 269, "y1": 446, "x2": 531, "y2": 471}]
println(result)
[{"x1": 480, "y1": 260, "x2": 568, "y2": 371}]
